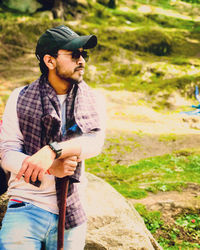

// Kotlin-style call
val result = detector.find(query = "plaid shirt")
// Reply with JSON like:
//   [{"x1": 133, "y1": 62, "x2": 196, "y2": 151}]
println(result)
[{"x1": 17, "y1": 76, "x2": 101, "y2": 229}]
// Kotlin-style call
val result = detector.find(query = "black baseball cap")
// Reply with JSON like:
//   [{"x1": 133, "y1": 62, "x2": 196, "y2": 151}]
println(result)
[{"x1": 35, "y1": 25, "x2": 97, "y2": 61}]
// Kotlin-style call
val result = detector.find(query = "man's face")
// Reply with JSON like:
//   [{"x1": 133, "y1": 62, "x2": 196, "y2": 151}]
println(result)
[{"x1": 54, "y1": 49, "x2": 86, "y2": 84}]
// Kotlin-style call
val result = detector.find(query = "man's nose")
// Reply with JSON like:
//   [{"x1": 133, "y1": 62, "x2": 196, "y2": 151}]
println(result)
[{"x1": 77, "y1": 55, "x2": 85, "y2": 64}]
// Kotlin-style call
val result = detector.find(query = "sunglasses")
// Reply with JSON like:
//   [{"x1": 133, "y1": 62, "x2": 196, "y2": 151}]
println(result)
[{"x1": 55, "y1": 50, "x2": 89, "y2": 62}]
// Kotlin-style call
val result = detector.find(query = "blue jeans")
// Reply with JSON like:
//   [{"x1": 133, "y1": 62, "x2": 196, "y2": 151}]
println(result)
[{"x1": 0, "y1": 200, "x2": 87, "y2": 250}]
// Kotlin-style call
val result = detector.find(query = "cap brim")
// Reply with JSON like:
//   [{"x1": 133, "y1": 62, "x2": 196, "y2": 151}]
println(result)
[{"x1": 61, "y1": 35, "x2": 97, "y2": 51}]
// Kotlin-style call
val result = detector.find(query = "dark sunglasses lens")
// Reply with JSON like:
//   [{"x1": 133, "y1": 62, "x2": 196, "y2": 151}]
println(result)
[
  {"x1": 81, "y1": 51, "x2": 88, "y2": 61},
  {"x1": 72, "y1": 51, "x2": 89, "y2": 61}
]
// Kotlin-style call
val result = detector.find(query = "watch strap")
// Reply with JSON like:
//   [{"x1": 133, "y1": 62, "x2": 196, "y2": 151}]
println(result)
[{"x1": 48, "y1": 142, "x2": 62, "y2": 159}]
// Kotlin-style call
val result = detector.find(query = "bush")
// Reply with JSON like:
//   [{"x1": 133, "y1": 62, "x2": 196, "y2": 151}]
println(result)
[
  {"x1": 119, "y1": 28, "x2": 172, "y2": 56},
  {"x1": 182, "y1": 0, "x2": 200, "y2": 3},
  {"x1": 114, "y1": 63, "x2": 142, "y2": 76},
  {"x1": 147, "y1": 13, "x2": 195, "y2": 30},
  {"x1": 2, "y1": 0, "x2": 41, "y2": 14}
]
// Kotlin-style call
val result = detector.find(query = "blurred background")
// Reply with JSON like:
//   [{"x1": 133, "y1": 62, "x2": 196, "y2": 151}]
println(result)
[{"x1": 0, "y1": 0, "x2": 200, "y2": 248}]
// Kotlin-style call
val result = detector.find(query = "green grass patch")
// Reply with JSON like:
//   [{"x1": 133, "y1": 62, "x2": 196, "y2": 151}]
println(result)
[
  {"x1": 86, "y1": 149, "x2": 200, "y2": 199},
  {"x1": 158, "y1": 133, "x2": 178, "y2": 142}
]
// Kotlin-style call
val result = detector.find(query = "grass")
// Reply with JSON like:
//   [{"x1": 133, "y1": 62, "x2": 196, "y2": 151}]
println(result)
[
  {"x1": 86, "y1": 133, "x2": 200, "y2": 248},
  {"x1": 158, "y1": 212, "x2": 200, "y2": 249},
  {"x1": 86, "y1": 146, "x2": 200, "y2": 199},
  {"x1": 86, "y1": 137, "x2": 200, "y2": 248},
  {"x1": 0, "y1": 0, "x2": 200, "y2": 99}
]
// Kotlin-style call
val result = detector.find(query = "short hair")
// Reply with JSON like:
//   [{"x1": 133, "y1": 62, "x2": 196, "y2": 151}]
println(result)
[{"x1": 39, "y1": 52, "x2": 58, "y2": 75}]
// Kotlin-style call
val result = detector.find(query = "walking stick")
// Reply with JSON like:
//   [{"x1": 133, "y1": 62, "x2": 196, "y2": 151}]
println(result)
[{"x1": 57, "y1": 177, "x2": 69, "y2": 250}]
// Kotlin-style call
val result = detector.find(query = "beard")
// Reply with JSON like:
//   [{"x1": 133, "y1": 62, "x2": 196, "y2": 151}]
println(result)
[{"x1": 55, "y1": 65, "x2": 83, "y2": 85}]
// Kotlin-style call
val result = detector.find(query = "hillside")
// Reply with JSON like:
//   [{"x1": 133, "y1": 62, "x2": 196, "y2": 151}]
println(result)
[
  {"x1": 1, "y1": 0, "x2": 200, "y2": 115},
  {"x1": 0, "y1": 0, "x2": 200, "y2": 249}
]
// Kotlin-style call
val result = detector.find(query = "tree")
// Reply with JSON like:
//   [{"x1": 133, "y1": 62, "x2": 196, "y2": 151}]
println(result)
[{"x1": 52, "y1": 0, "x2": 64, "y2": 19}]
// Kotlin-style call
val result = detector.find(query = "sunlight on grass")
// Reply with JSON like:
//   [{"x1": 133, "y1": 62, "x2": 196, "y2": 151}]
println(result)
[{"x1": 86, "y1": 149, "x2": 200, "y2": 199}]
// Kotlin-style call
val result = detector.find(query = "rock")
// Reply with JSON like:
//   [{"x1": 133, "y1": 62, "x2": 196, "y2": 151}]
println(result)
[
  {"x1": 181, "y1": 114, "x2": 200, "y2": 129},
  {"x1": 84, "y1": 173, "x2": 162, "y2": 250},
  {"x1": 33, "y1": 11, "x2": 54, "y2": 20},
  {"x1": 2, "y1": 0, "x2": 41, "y2": 14},
  {"x1": 0, "y1": 193, "x2": 8, "y2": 228},
  {"x1": 0, "y1": 173, "x2": 162, "y2": 249}
]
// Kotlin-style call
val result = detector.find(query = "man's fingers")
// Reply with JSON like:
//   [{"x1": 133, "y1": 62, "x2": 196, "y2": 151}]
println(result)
[
  {"x1": 69, "y1": 156, "x2": 78, "y2": 160},
  {"x1": 66, "y1": 170, "x2": 75, "y2": 176},
  {"x1": 31, "y1": 168, "x2": 40, "y2": 183},
  {"x1": 63, "y1": 156, "x2": 78, "y2": 161},
  {"x1": 24, "y1": 167, "x2": 36, "y2": 183},
  {"x1": 38, "y1": 170, "x2": 45, "y2": 182},
  {"x1": 64, "y1": 165, "x2": 76, "y2": 176},
  {"x1": 31, "y1": 168, "x2": 45, "y2": 182},
  {"x1": 16, "y1": 161, "x2": 29, "y2": 180},
  {"x1": 63, "y1": 159, "x2": 78, "y2": 168}
]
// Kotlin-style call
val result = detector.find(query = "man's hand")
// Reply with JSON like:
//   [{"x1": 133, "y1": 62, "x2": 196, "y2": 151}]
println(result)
[
  {"x1": 16, "y1": 145, "x2": 56, "y2": 183},
  {"x1": 48, "y1": 156, "x2": 78, "y2": 178}
]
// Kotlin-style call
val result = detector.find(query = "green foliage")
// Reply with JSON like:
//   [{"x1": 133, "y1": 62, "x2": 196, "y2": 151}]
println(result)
[
  {"x1": 1, "y1": 0, "x2": 200, "y2": 99},
  {"x1": 117, "y1": 27, "x2": 172, "y2": 56},
  {"x1": 135, "y1": 203, "x2": 164, "y2": 233},
  {"x1": 2, "y1": 0, "x2": 41, "y2": 14},
  {"x1": 136, "y1": 0, "x2": 173, "y2": 9},
  {"x1": 176, "y1": 213, "x2": 200, "y2": 231},
  {"x1": 158, "y1": 134, "x2": 178, "y2": 142},
  {"x1": 170, "y1": 57, "x2": 189, "y2": 65},
  {"x1": 182, "y1": 0, "x2": 200, "y2": 3},
  {"x1": 135, "y1": 204, "x2": 200, "y2": 248},
  {"x1": 86, "y1": 144, "x2": 200, "y2": 199},
  {"x1": 113, "y1": 63, "x2": 142, "y2": 76},
  {"x1": 147, "y1": 13, "x2": 197, "y2": 30},
  {"x1": 97, "y1": 0, "x2": 116, "y2": 8},
  {"x1": 0, "y1": 18, "x2": 62, "y2": 50},
  {"x1": 157, "y1": 213, "x2": 200, "y2": 249},
  {"x1": 111, "y1": 8, "x2": 145, "y2": 23}
]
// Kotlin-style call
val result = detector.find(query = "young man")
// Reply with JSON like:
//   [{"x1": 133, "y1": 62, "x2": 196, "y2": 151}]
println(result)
[{"x1": 0, "y1": 25, "x2": 105, "y2": 249}]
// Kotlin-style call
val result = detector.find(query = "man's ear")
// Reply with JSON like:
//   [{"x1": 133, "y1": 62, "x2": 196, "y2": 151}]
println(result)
[{"x1": 43, "y1": 54, "x2": 56, "y2": 70}]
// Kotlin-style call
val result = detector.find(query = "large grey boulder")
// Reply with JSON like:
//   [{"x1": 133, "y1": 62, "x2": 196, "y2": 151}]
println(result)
[{"x1": 85, "y1": 173, "x2": 162, "y2": 250}]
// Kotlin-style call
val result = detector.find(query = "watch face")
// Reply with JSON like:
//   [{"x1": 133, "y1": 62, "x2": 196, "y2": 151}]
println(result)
[{"x1": 51, "y1": 142, "x2": 60, "y2": 150}]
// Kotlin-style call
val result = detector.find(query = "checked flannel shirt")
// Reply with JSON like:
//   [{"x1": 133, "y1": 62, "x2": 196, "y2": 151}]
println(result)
[{"x1": 16, "y1": 76, "x2": 101, "y2": 229}]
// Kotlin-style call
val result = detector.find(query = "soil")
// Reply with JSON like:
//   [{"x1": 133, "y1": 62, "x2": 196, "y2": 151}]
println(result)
[{"x1": 102, "y1": 88, "x2": 200, "y2": 162}]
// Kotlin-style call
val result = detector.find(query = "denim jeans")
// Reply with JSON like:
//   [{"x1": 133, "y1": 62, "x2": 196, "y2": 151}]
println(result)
[{"x1": 0, "y1": 200, "x2": 87, "y2": 250}]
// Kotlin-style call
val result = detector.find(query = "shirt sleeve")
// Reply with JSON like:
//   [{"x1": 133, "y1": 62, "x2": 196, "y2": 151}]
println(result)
[
  {"x1": 0, "y1": 87, "x2": 28, "y2": 174},
  {"x1": 77, "y1": 90, "x2": 106, "y2": 160}
]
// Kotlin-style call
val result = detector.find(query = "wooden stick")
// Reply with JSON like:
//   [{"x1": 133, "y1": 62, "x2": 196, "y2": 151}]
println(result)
[{"x1": 57, "y1": 177, "x2": 69, "y2": 250}]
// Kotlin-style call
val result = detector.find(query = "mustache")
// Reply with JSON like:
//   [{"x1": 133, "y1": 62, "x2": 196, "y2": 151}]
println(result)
[{"x1": 74, "y1": 66, "x2": 84, "y2": 71}]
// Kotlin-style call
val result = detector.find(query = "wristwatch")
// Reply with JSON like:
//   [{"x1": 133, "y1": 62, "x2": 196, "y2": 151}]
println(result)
[{"x1": 48, "y1": 142, "x2": 62, "y2": 159}]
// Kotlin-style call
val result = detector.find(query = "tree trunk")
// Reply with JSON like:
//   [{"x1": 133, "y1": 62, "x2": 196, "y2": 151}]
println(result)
[
  {"x1": 108, "y1": 0, "x2": 116, "y2": 8},
  {"x1": 52, "y1": 0, "x2": 64, "y2": 19}
]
